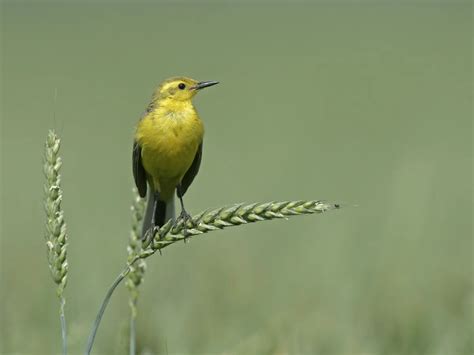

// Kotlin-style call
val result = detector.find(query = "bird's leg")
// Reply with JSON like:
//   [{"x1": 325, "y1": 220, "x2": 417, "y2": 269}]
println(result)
[
  {"x1": 175, "y1": 184, "x2": 194, "y2": 239},
  {"x1": 143, "y1": 192, "x2": 160, "y2": 244},
  {"x1": 151, "y1": 192, "x2": 161, "y2": 229}
]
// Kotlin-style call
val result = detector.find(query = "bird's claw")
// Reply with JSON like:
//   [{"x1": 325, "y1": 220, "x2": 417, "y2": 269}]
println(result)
[
  {"x1": 174, "y1": 210, "x2": 195, "y2": 243},
  {"x1": 174, "y1": 210, "x2": 194, "y2": 227}
]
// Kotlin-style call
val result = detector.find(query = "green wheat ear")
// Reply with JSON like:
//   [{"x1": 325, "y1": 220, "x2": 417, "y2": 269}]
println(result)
[
  {"x1": 44, "y1": 130, "x2": 68, "y2": 295},
  {"x1": 43, "y1": 130, "x2": 68, "y2": 355},
  {"x1": 141, "y1": 200, "x2": 340, "y2": 256},
  {"x1": 126, "y1": 188, "x2": 146, "y2": 309}
]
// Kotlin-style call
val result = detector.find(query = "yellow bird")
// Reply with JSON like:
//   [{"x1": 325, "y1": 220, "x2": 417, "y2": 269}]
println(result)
[{"x1": 133, "y1": 77, "x2": 218, "y2": 239}]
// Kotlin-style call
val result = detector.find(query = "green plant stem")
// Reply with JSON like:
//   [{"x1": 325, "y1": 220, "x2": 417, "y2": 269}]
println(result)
[
  {"x1": 86, "y1": 200, "x2": 339, "y2": 354},
  {"x1": 126, "y1": 190, "x2": 146, "y2": 355},
  {"x1": 60, "y1": 297, "x2": 67, "y2": 355},
  {"x1": 85, "y1": 258, "x2": 138, "y2": 355},
  {"x1": 129, "y1": 299, "x2": 137, "y2": 355},
  {"x1": 44, "y1": 130, "x2": 69, "y2": 355}
]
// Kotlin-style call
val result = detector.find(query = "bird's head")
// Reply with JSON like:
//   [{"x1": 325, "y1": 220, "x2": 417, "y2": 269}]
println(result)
[{"x1": 153, "y1": 77, "x2": 219, "y2": 102}]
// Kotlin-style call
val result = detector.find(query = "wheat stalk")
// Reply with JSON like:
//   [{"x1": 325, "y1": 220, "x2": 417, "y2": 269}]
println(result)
[
  {"x1": 125, "y1": 189, "x2": 146, "y2": 355},
  {"x1": 86, "y1": 199, "x2": 339, "y2": 354},
  {"x1": 43, "y1": 130, "x2": 68, "y2": 355}
]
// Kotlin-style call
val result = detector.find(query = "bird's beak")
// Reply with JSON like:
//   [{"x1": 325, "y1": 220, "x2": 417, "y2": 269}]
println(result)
[{"x1": 192, "y1": 80, "x2": 219, "y2": 90}]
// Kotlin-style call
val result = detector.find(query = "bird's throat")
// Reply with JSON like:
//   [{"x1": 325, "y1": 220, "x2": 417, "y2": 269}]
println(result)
[{"x1": 156, "y1": 98, "x2": 195, "y2": 120}]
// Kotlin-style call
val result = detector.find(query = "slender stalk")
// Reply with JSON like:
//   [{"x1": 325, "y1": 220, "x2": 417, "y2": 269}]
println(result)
[
  {"x1": 126, "y1": 189, "x2": 146, "y2": 355},
  {"x1": 85, "y1": 200, "x2": 340, "y2": 354},
  {"x1": 129, "y1": 299, "x2": 137, "y2": 355},
  {"x1": 43, "y1": 130, "x2": 69, "y2": 355},
  {"x1": 84, "y1": 261, "x2": 136, "y2": 355},
  {"x1": 60, "y1": 297, "x2": 67, "y2": 355}
]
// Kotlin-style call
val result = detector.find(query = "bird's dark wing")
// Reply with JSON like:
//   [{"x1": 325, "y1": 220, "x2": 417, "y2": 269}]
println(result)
[
  {"x1": 180, "y1": 142, "x2": 203, "y2": 196},
  {"x1": 133, "y1": 141, "x2": 147, "y2": 198}
]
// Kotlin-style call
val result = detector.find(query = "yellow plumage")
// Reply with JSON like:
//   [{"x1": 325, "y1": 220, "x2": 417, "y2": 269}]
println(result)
[{"x1": 136, "y1": 98, "x2": 203, "y2": 200}]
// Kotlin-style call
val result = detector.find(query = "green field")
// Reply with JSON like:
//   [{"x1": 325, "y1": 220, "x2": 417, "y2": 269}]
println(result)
[{"x1": 1, "y1": 1, "x2": 472, "y2": 354}]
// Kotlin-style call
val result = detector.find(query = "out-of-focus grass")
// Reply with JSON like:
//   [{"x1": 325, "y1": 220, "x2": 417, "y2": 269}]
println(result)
[{"x1": 1, "y1": 1, "x2": 472, "y2": 354}]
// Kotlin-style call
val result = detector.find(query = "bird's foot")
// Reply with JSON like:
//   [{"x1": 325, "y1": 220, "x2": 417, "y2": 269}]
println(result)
[
  {"x1": 174, "y1": 210, "x2": 194, "y2": 227},
  {"x1": 174, "y1": 210, "x2": 195, "y2": 243}
]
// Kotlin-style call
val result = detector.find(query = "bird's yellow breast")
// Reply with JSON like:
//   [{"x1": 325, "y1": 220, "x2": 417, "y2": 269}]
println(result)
[{"x1": 135, "y1": 103, "x2": 204, "y2": 197}]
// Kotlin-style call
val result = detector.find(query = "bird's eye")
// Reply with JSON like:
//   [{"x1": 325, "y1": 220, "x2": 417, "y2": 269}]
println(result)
[{"x1": 178, "y1": 83, "x2": 186, "y2": 90}]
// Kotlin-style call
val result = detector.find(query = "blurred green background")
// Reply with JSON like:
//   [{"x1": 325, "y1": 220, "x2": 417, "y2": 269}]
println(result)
[{"x1": 1, "y1": 1, "x2": 472, "y2": 354}]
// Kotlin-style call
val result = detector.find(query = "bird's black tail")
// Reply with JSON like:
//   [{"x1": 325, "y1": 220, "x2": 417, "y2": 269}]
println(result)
[{"x1": 141, "y1": 192, "x2": 175, "y2": 239}]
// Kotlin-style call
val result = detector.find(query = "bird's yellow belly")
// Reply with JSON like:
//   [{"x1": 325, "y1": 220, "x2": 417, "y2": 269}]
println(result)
[
  {"x1": 142, "y1": 134, "x2": 198, "y2": 179},
  {"x1": 136, "y1": 114, "x2": 203, "y2": 198}
]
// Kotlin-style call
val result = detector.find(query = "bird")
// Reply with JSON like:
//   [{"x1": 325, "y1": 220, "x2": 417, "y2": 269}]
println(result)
[{"x1": 133, "y1": 77, "x2": 218, "y2": 240}]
